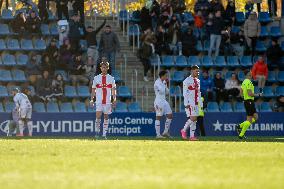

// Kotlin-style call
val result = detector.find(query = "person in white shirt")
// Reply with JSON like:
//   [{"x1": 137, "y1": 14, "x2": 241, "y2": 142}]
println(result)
[
  {"x1": 225, "y1": 73, "x2": 240, "y2": 99},
  {"x1": 154, "y1": 70, "x2": 173, "y2": 138},
  {"x1": 181, "y1": 65, "x2": 203, "y2": 141},
  {"x1": 90, "y1": 61, "x2": 116, "y2": 139},
  {"x1": 11, "y1": 88, "x2": 33, "y2": 137}
]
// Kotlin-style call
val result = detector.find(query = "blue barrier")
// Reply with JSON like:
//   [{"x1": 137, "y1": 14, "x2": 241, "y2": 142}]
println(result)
[{"x1": 0, "y1": 113, "x2": 283, "y2": 136}]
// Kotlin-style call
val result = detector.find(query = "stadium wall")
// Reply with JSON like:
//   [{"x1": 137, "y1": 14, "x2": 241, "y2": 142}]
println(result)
[{"x1": 0, "y1": 113, "x2": 283, "y2": 136}]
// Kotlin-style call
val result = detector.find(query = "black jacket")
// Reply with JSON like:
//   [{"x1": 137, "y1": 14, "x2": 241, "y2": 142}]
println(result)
[
  {"x1": 211, "y1": 17, "x2": 225, "y2": 35},
  {"x1": 85, "y1": 19, "x2": 106, "y2": 47}
]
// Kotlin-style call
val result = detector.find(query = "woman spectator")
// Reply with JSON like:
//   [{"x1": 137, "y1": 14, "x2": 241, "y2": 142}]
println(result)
[
  {"x1": 59, "y1": 38, "x2": 73, "y2": 69},
  {"x1": 252, "y1": 55, "x2": 268, "y2": 94},
  {"x1": 225, "y1": 73, "x2": 240, "y2": 100},
  {"x1": 167, "y1": 15, "x2": 181, "y2": 54},
  {"x1": 159, "y1": 0, "x2": 173, "y2": 27},
  {"x1": 49, "y1": 73, "x2": 64, "y2": 100},
  {"x1": 36, "y1": 70, "x2": 52, "y2": 102},
  {"x1": 155, "y1": 25, "x2": 170, "y2": 55},
  {"x1": 213, "y1": 72, "x2": 226, "y2": 103},
  {"x1": 224, "y1": 0, "x2": 235, "y2": 26},
  {"x1": 181, "y1": 27, "x2": 198, "y2": 56},
  {"x1": 10, "y1": 12, "x2": 26, "y2": 35}
]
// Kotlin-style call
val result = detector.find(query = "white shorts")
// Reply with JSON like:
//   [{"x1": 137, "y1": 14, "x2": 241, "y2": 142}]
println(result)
[
  {"x1": 19, "y1": 108, "x2": 32, "y2": 119},
  {"x1": 185, "y1": 105, "x2": 199, "y2": 117},
  {"x1": 154, "y1": 100, "x2": 172, "y2": 116},
  {"x1": 96, "y1": 104, "x2": 112, "y2": 114}
]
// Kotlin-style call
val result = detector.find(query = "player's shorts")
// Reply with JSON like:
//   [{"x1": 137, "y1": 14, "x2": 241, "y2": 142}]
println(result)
[
  {"x1": 154, "y1": 100, "x2": 172, "y2": 116},
  {"x1": 96, "y1": 103, "x2": 112, "y2": 114},
  {"x1": 19, "y1": 108, "x2": 32, "y2": 119},
  {"x1": 185, "y1": 105, "x2": 199, "y2": 117},
  {"x1": 244, "y1": 100, "x2": 256, "y2": 116}
]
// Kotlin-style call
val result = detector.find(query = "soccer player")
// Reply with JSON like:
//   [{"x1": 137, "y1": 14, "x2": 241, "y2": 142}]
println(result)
[
  {"x1": 181, "y1": 65, "x2": 203, "y2": 141},
  {"x1": 11, "y1": 88, "x2": 33, "y2": 137},
  {"x1": 90, "y1": 61, "x2": 116, "y2": 139},
  {"x1": 154, "y1": 70, "x2": 173, "y2": 138},
  {"x1": 236, "y1": 70, "x2": 260, "y2": 139}
]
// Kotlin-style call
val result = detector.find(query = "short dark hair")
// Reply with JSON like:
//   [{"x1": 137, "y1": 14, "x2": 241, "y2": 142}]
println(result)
[
  {"x1": 105, "y1": 25, "x2": 111, "y2": 28},
  {"x1": 244, "y1": 69, "x2": 251, "y2": 76},
  {"x1": 191, "y1": 65, "x2": 199, "y2": 70},
  {"x1": 159, "y1": 70, "x2": 167, "y2": 78}
]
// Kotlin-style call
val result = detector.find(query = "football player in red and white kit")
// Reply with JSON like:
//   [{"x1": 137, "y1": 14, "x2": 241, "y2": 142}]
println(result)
[
  {"x1": 90, "y1": 61, "x2": 116, "y2": 139},
  {"x1": 181, "y1": 65, "x2": 203, "y2": 141}
]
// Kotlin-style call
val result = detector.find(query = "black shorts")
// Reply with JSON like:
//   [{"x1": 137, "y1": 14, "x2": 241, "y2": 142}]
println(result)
[{"x1": 244, "y1": 100, "x2": 256, "y2": 116}]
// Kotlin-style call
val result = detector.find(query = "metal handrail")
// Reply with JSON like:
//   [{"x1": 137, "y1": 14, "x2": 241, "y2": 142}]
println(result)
[
  {"x1": 153, "y1": 54, "x2": 161, "y2": 81},
  {"x1": 131, "y1": 69, "x2": 138, "y2": 102},
  {"x1": 123, "y1": 53, "x2": 127, "y2": 81},
  {"x1": 127, "y1": 10, "x2": 130, "y2": 42},
  {"x1": 141, "y1": 85, "x2": 149, "y2": 112},
  {"x1": 131, "y1": 24, "x2": 140, "y2": 52}
]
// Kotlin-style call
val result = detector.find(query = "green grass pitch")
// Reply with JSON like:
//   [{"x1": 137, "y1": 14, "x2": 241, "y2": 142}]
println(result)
[{"x1": 0, "y1": 137, "x2": 284, "y2": 189}]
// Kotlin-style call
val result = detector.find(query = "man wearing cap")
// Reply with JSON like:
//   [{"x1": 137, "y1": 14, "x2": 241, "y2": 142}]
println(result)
[{"x1": 90, "y1": 61, "x2": 116, "y2": 139}]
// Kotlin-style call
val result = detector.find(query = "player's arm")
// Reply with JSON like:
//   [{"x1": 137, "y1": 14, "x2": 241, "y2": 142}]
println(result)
[
  {"x1": 90, "y1": 79, "x2": 96, "y2": 106},
  {"x1": 112, "y1": 82, "x2": 117, "y2": 106}
]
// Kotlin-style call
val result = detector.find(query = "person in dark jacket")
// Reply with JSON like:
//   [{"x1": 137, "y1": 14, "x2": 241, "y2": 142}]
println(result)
[
  {"x1": 45, "y1": 38, "x2": 59, "y2": 66},
  {"x1": 69, "y1": 53, "x2": 89, "y2": 86},
  {"x1": 38, "y1": 0, "x2": 48, "y2": 22},
  {"x1": 140, "y1": 6, "x2": 152, "y2": 32},
  {"x1": 150, "y1": 0, "x2": 160, "y2": 31},
  {"x1": 155, "y1": 25, "x2": 170, "y2": 55},
  {"x1": 56, "y1": 0, "x2": 69, "y2": 20},
  {"x1": 213, "y1": 72, "x2": 226, "y2": 102},
  {"x1": 41, "y1": 54, "x2": 55, "y2": 74},
  {"x1": 25, "y1": 10, "x2": 41, "y2": 33},
  {"x1": 267, "y1": 39, "x2": 282, "y2": 68},
  {"x1": 209, "y1": 0, "x2": 224, "y2": 14},
  {"x1": 181, "y1": 28, "x2": 198, "y2": 56},
  {"x1": 224, "y1": 0, "x2": 235, "y2": 26},
  {"x1": 59, "y1": 38, "x2": 73, "y2": 69},
  {"x1": 68, "y1": 13, "x2": 83, "y2": 51},
  {"x1": 36, "y1": 70, "x2": 52, "y2": 102},
  {"x1": 72, "y1": 0, "x2": 84, "y2": 24},
  {"x1": 10, "y1": 12, "x2": 26, "y2": 35}
]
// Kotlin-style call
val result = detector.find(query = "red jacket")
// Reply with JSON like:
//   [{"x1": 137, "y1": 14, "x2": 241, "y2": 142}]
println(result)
[
  {"x1": 194, "y1": 15, "x2": 204, "y2": 28},
  {"x1": 252, "y1": 60, "x2": 268, "y2": 79}
]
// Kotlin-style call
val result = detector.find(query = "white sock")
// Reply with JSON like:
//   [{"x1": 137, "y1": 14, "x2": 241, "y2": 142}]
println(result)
[
  {"x1": 102, "y1": 119, "x2": 109, "y2": 137},
  {"x1": 163, "y1": 118, "x2": 172, "y2": 133},
  {"x1": 183, "y1": 119, "x2": 193, "y2": 132},
  {"x1": 18, "y1": 120, "x2": 24, "y2": 135},
  {"x1": 190, "y1": 121, "x2": 197, "y2": 138},
  {"x1": 27, "y1": 121, "x2": 33, "y2": 136},
  {"x1": 95, "y1": 118, "x2": 101, "y2": 134},
  {"x1": 155, "y1": 120, "x2": 161, "y2": 136}
]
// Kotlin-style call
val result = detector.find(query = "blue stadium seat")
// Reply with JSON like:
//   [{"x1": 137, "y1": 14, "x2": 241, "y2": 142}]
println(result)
[
  {"x1": 235, "y1": 12, "x2": 245, "y2": 23},
  {"x1": 79, "y1": 40, "x2": 87, "y2": 51},
  {"x1": 33, "y1": 102, "x2": 46, "y2": 112},
  {"x1": 193, "y1": 28, "x2": 200, "y2": 38},
  {"x1": 41, "y1": 24, "x2": 50, "y2": 35},
  {"x1": 278, "y1": 71, "x2": 284, "y2": 82},
  {"x1": 4, "y1": 101, "x2": 15, "y2": 112},
  {"x1": 182, "y1": 12, "x2": 194, "y2": 23},
  {"x1": 128, "y1": 25, "x2": 140, "y2": 36},
  {"x1": 150, "y1": 54, "x2": 160, "y2": 66},
  {"x1": 258, "y1": 12, "x2": 272, "y2": 23},
  {"x1": 172, "y1": 71, "x2": 185, "y2": 82},
  {"x1": 259, "y1": 102, "x2": 272, "y2": 112},
  {"x1": 169, "y1": 86, "x2": 182, "y2": 97},
  {"x1": 207, "y1": 102, "x2": 220, "y2": 112},
  {"x1": 0, "y1": 86, "x2": 8, "y2": 97},
  {"x1": 231, "y1": 26, "x2": 240, "y2": 34},
  {"x1": 161, "y1": 55, "x2": 174, "y2": 67},
  {"x1": 50, "y1": 24, "x2": 59, "y2": 35},
  {"x1": 117, "y1": 86, "x2": 132, "y2": 98},
  {"x1": 7, "y1": 39, "x2": 20, "y2": 50},
  {"x1": 34, "y1": 39, "x2": 46, "y2": 50},
  {"x1": 64, "y1": 86, "x2": 77, "y2": 98},
  {"x1": 115, "y1": 102, "x2": 128, "y2": 112},
  {"x1": 46, "y1": 102, "x2": 60, "y2": 112},
  {"x1": 254, "y1": 86, "x2": 260, "y2": 94},
  {"x1": 21, "y1": 39, "x2": 34, "y2": 50},
  {"x1": 0, "y1": 70, "x2": 12, "y2": 82},
  {"x1": 16, "y1": 54, "x2": 28, "y2": 66},
  {"x1": 220, "y1": 102, "x2": 233, "y2": 112},
  {"x1": 119, "y1": 10, "x2": 128, "y2": 21},
  {"x1": 240, "y1": 56, "x2": 252, "y2": 67},
  {"x1": 202, "y1": 56, "x2": 213, "y2": 67},
  {"x1": 227, "y1": 56, "x2": 239, "y2": 67},
  {"x1": 225, "y1": 71, "x2": 233, "y2": 80},
  {"x1": 1, "y1": 9, "x2": 13, "y2": 21},
  {"x1": 0, "y1": 103, "x2": 4, "y2": 112},
  {"x1": 267, "y1": 71, "x2": 276, "y2": 83},
  {"x1": 196, "y1": 40, "x2": 203, "y2": 52},
  {"x1": 74, "y1": 102, "x2": 87, "y2": 112},
  {"x1": 256, "y1": 41, "x2": 267, "y2": 52},
  {"x1": 77, "y1": 86, "x2": 90, "y2": 98},
  {"x1": 55, "y1": 70, "x2": 68, "y2": 81},
  {"x1": 270, "y1": 26, "x2": 282, "y2": 38},
  {"x1": 2, "y1": 54, "x2": 16, "y2": 66},
  {"x1": 128, "y1": 102, "x2": 142, "y2": 112},
  {"x1": 12, "y1": 69, "x2": 26, "y2": 82},
  {"x1": 238, "y1": 71, "x2": 245, "y2": 81},
  {"x1": 263, "y1": 86, "x2": 274, "y2": 98},
  {"x1": 234, "y1": 102, "x2": 245, "y2": 112},
  {"x1": 259, "y1": 26, "x2": 269, "y2": 37},
  {"x1": 87, "y1": 106, "x2": 96, "y2": 112},
  {"x1": 275, "y1": 86, "x2": 284, "y2": 96},
  {"x1": 112, "y1": 71, "x2": 122, "y2": 82},
  {"x1": 188, "y1": 56, "x2": 201, "y2": 66},
  {"x1": 214, "y1": 56, "x2": 226, "y2": 67},
  {"x1": 60, "y1": 102, "x2": 74, "y2": 112},
  {"x1": 0, "y1": 24, "x2": 10, "y2": 35},
  {"x1": 0, "y1": 39, "x2": 6, "y2": 50},
  {"x1": 175, "y1": 55, "x2": 188, "y2": 67}
]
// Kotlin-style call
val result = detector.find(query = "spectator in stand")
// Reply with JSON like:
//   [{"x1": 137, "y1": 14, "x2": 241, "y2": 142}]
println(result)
[
  {"x1": 50, "y1": 73, "x2": 64, "y2": 100},
  {"x1": 72, "y1": 0, "x2": 85, "y2": 24},
  {"x1": 170, "y1": 0, "x2": 186, "y2": 22},
  {"x1": 267, "y1": 39, "x2": 282, "y2": 68},
  {"x1": 10, "y1": 12, "x2": 26, "y2": 36},
  {"x1": 204, "y1": 12, "x2": 214, "y2": 41},
  {"x1": 194, "y1": 0, "x2": 210, "y2": 17},
  {"x1": 253, "y1": 0, "x2": 262, "y2": 13},
  {"x1": 98, "y1": 25, "x2": 120, "y2": 72},
  {"x1": 68, "y1": 13, "x2": 83, "y2": 51},
  {"x1": 208, "y1": 10, "x2": 225, "y2": 58},
  {"x1": 200, "y1": 70, "x2": 213, "y2": 101},
  {"x1": 69, "y1": 53, "x2": 89, "y2": 86},
  {"x1": 36, "y1": 70, "x2": 52, "y2": 102},
  {"x1": 59, "y1": 38, "x2": 73, "y2": 69},
  {"x1": 268, "y1": 0, "x2": 277, "y2": 17},
  {"x1": 230, "y1": 29, "x2": 245, "y2": 57},
  {"x1": 58, "y1": 19, "x2": 69, "y2": 46},
  {"x1": 209, "y1": 0, "x2": 224, "y2": 14},
  {"x1": 224, "y1": 0, "x2": 235, "y2": 26},
  {"x1": 181, "y1": 27, "x2": 198, "y2": 56},
  {"x1": 274, "y1": 95, "x2": 284, "y2": 112},
  {"x1": 38, "y1": 0, "x2": 48, "y2": 22},
  {"x1": 85, "y1": 19, "x2": 106, "y2": 66},
  {"x1": 159, "y1": 0, "x2": 173, "y2": 27},
  {"x1": 252, "y1": 55, "x2": 268, "y2": 94},
  {"x1": 194, "y1": 10, "x2": 205, "y2": 37},
  {"x1": 56, "y1": 0, "x2": 69, "y2": 20},
  {"x1": 140, "y1": 5, "x2": 152, "y2": 32},
  {"x1": 213, "y1": 72, "x2": 226, "y2": 103},
  {"x1": 26, "y1": 53, "x2": 42, "y2": 85},
  {"x1": 167, "y1": 15, "x2": 181, "y2": 54},
  {"x1": 150, "y1": 0, "x2": 160, "y2": 31},
  {"x1": 41, "y1": 54, "x2": 55, "y2": 74},
  {"x1": 25, "y1": 10, "x2": 41, "y2": 34},
  {"x1": 155, "y1": 25, "x2": 170, "y2": 55},
  {"x1": 225, "y1": 73, "x2": 240, "y2": 100},
  {"x1": 46, "y1": 38, "x2": 59, "y2": 65},
  {"x1": 244, "y1": 12, "x2": 260, "y2": 60},
  {"x1": 245, "y1": 0, "x2": 254, "y2": 18},
  {"x1": 221, "y1": 26, "x2": 233, "y2": 57}
]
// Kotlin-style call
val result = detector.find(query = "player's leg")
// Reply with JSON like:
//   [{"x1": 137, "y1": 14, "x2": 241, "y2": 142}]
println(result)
[
  {"x1": 26, "y1": 108, "x2": 33, "y2": 136},
  {"x1": 188, "y1": 116, "x2": 198, "y2": 141},
  {"x1": 238, "y1": 101, "x2": 257, "y2": 139},
  {"x1": 181, "y1": 106, "x2": 193, "y2": 139},
  {"x1": 16, "y1": 109, "x2": 26, "y2": 137},
  {"x1": 162, "y1": 101, "x2": 173, "y2": 137},
  {"x1": 95, "y1": 104, "x2": 103, "y2": 136},
  {"x1": 102, "y1": 104, "x2": 112, "y2": 139},
  {"x1": 154, "y1": 102, "x2": 164, "y2": 138}
]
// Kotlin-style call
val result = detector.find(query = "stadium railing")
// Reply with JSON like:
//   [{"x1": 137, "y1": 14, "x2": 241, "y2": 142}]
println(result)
[{"x1": 131, "y1": 69, "x2": 138, "y2": 102}]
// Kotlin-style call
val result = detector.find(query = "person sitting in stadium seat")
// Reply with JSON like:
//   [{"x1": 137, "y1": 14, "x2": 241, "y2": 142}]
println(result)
[
  {"x1": 225, "y1": 73, "x2": 240, "y2": 101},
  {"x1": 46, "y1": 38, "x2": 59, "y2": 65},
  {"x1": 167, "y1": 15, "x2": 181, "y2": 55},
  {"x1": 59, "y1": 38, "x2": 73, "y2": 69},
  {"x1": 213, "y1": 72, "x2": 226, "y2": 103},
  {"x1": 267, "y1": 39, "x2": 282, "y2": 69},
  {"x1": 200, "y1": 70, "x2": 213, "y2": 101},
  {"x1": 181, "y1": 27, "x2": 198, "y2": 56},
  {"x1": 36, "y1": 70, "x2": 53, "y2": 102},
  {"x1": 26, "y1": 10, "x2": 41, "y2": 34},
  {"x1": 274, "y1": 95, "x2": 284, "y2": 112},
  {"x1": 10, "y1": 12, "x2": 26, "y2": 36},
  {"x1": 230, "y1": 29, "x2": 245, "y2": 57},
  {"x1": 252, "y1": 55, "x2": 268, "y2": 94},
  {"x1": 41, "y1": 54, "x2": 55, "y2": 74},
  {"x1": 155, "y1": 25, "x2": 170, "y2": 55},
  {"x1": 69, "y1": 53, "x2": 89, "y2": 86},
  {"x1": 50, "y1": 73, "x2": 64, "y2": 100}
]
